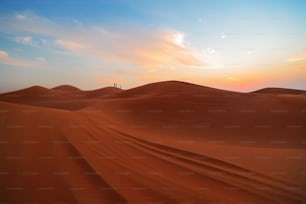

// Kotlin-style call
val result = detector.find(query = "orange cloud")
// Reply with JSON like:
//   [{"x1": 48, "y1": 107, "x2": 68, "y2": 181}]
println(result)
[
  {"x1": 1, "y1": 13, "x2": 204, "y2": 69},
  {"x1": 293, "y1": 66, "x2": 306, "y2": 72},
  {"x1": 129, "y1": 31, "x2": 203, "y2": 68},
  {"x1": 55, "y1": 40, "x2": 88, "y2": 51},
  {"x1": 54, "y1": 29, "x2": 204, "y2": 68},
  {"x1": 287, "y1": 54, "x2": 306, "y2": 62},
  {"x1": 227, "y1": 76, "x2": 240, "y2": 82},
  {"x1": 0, "y1": 50, "x2": 33, "y2": 67}
]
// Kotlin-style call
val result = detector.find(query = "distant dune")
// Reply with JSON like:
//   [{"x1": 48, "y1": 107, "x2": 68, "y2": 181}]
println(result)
[
  {"x1": 1, "y1": 81, "x2": 306, "y2": 203},
  {"x1": 253, "y1": 87, "x2": 306, "y2": 95},
  {"x1": 83, "y1": 87, "x2": 123, "y2": 98},
  {"x1": 0, "y1": 85, "x2": 122, "y2": 110},
  {"x1": 52, "y1": 84, "x2": 81, "y2": 92},
  {"x1": 114, "y1": 80, "x2": 235, "y2": 98}
]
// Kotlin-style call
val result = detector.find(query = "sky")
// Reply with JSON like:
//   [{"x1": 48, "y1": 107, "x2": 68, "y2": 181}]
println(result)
[{"x1": 0, "y1": 0, "x2": 306, "y2": 92}]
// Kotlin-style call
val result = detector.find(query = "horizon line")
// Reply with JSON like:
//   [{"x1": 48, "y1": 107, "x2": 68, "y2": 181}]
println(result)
[{"x1": 1, "y1": 80, "x2": 306, "y2": 94}]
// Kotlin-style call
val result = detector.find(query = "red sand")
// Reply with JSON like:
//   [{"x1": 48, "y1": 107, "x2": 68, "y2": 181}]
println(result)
[{"x1": 1, "y1": 81, "x2": 306, "y2": 203}]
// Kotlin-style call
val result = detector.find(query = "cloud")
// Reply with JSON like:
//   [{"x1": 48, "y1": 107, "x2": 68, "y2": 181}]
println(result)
[
  {"x1": 0, "y1": 13, "x2": 204, "y2": 68},
  {"x1": 0, "y1": 50, "x2": 8, "y2": 58},
  {"x1": 16, "y1": 36, "x2": 32, "y2": 44},
  {"x1": 220, "y1": 32, "x2": 227, "y2": 39},
  {"x1": 293, "y1": 66, "x2": 306, "y2": 72},
  {"x1": 72, "y1": 19, "x2": 82, "y2": 26},
  {"x1": 227, "y1": 76, "x2": 240, "y2": 81},
  {"x1": 16, "y1": 14, "x2": 27, "y2": 20},
  {"x1": 287, "y1": 54, "x2": 306, "y2": 62},
  {"x1": 36, "y1": 57, "x2": 45, "y2": 62},
  {"x1": 0, "y1": 50, "x2": 34, "y2": 67},
  {"x1": 55, "y1": 40, "x2": 88, "y2": 51},
  {"x1": 15, "y1": 36, "x2": 39, "y2": 46}
]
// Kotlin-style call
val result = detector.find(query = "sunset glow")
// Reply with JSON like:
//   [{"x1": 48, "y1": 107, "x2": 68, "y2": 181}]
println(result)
[{"x1": 0, "y1": 0, "x2": 306, "y2": 92}]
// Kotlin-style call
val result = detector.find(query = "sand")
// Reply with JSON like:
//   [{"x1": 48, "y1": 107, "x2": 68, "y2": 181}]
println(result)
[{"x1": 1, "y1": 81, "x2": 306, "y2": 203}]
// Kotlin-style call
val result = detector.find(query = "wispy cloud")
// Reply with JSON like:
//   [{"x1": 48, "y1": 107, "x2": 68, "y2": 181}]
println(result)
[
  {"x1": 287, "y1": 54, "x2": 306, "y2": 74},
  {"x1": 0, "y1": 12, "x2": 204, "y2": 68},
  {"x1": 55, "y1": 40, "x2": 88, "y2": 51},
  {"x1": 15, "y1": 36, "x2": 39, "y2": 46},
  {"x1": 16, "y1": 36, "x2": 32, "y2": 44},
  {"x1": 227, "y1": 76, "x2": 240, "y2": 81},
  {"x1": 287, "y1": 54, "x2": 306, "y2": 62},
  {"x1": 293, "y1": 66, "x2": 306, "y2": 72},
  {"x1": 0, "y1": 50, "x2": 34, "y2": 67},
  {"x1": 15, "y1": 14, "x2": 27, "y2": 20},
  {"x1": 36, "y1": 57, "x2": 45, "y2": 62}
]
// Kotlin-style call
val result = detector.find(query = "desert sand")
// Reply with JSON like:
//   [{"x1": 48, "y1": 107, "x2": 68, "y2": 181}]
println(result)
[{"x1": 0, "y1": 81, "x2": 306, "y2": 203}]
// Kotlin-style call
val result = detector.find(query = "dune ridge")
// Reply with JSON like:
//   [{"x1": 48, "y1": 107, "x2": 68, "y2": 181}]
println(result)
[
  {"x1": 52, "y1": 84, "x2": 81, "y2": 92},
  {"x1": 252, "y1": 87, "x2": 306, "y2": 95}
]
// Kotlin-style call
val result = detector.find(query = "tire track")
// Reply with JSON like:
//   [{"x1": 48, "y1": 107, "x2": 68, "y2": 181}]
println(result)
[{"x1": 108, "y1": 127, "x2": 306, "y2": 203}]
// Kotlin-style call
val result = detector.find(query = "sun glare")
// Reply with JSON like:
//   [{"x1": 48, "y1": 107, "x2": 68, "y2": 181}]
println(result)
[{"x1": 173, "y1": 33, "x2": 184, "y2": 47}]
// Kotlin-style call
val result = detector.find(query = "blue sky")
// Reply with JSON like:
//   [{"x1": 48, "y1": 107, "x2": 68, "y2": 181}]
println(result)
[{"x1": 0, "y1": 0, "x2": 306, "y2": 92}]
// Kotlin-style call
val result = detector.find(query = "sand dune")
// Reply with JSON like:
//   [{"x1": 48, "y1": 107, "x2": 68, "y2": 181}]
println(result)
[
  {"x1": 0, "y1": 85, "x2": 122, "y2": 110},
  {"x1": 52, "y1": 84, "x2": 81, "y2": 92},
  {"x1": 253, "y1": 87, "x2": 306, "y2": 95},
  {"x1": 114, "y1": 80, "x2": 234, "y2": 98},
  {"x1": 83, "y1": 87, "x2": 123, "y2": 98},
  {"x1": 1, "y1": 81, "x2": 306, "y2": 203}
]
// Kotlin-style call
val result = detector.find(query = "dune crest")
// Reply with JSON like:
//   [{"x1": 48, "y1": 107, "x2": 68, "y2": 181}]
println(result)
[
  {"x1": 52, "y1": 84, "x2": 81, "y2": 92},
  {"x1": 252, "y1": 87, "x2": 306, "y2": 95}
]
